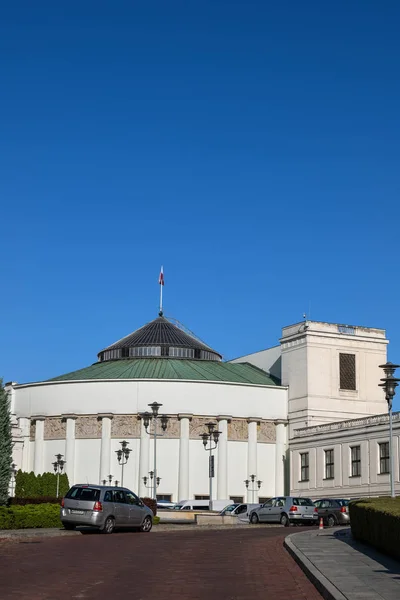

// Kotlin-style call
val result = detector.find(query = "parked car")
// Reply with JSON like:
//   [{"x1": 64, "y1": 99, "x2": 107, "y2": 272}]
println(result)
[
  {"x1": 249, "y1": 496, "x2": 318, "y2": 526},
  {"x1": 220, "y1": 503, "x2": 261, "y2": 519},
  {"x1": 314, "y1": 498, "x2": 350, "y2": 527},
  {"x1": 173, "y1": 499, "x2": 231, "y2": 511},
  {"x1": 60, "y1": 484, "x2": 153, "y2": 534},
  {"x1": 156, "y1": 500, "x2": 177, "y2": 510}
]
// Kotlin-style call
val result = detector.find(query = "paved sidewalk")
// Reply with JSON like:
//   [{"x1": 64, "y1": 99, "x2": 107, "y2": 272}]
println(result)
[{"x1": 285, "y1": 527, "x2": 400, "y2": 600}]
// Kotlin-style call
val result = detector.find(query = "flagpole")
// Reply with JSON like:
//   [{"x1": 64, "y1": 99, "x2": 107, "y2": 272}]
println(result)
[
  {"x1": 159, "y1": 265, "x2": 163, "y2": 315},
  {"x1": 160, "y1": 280, "x2": 163, "y2": 314}
]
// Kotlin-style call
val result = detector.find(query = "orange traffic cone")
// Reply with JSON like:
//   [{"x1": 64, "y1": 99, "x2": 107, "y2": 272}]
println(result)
[{"x1": 319, "y1": 517, "x2": 324, "y2": 530}]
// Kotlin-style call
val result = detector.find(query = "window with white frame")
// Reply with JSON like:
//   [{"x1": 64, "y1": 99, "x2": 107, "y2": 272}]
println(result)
[
  {"x1": 324, "y1": 449, "x2": 334, "y2": 479},
  {"x1": 300, "y1": 452, "x2": 309, "y2": 481},
  {"x1": 379, "y1": 442, "x2": 390, "y2": 474},
  {"x1": 351, "y1": 446, "x2": 361, "y2": 477}
]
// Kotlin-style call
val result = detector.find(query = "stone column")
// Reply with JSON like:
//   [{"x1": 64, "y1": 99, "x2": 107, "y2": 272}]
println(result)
[
  {"x1": 247, "y1": 419, "x2": 258, "y2": 502},
  {"x1": 275, "y1": 420, "x2": 287, "y2": 496},
  {"x1": 178, "y1": 414, "x2": 192, "y2": 502},
  {"x1": 63, "y1": 415, "x2": 77, "y2": 486},
  {"x1": 33, "y1": 416, "x2": 45, "y2": 475},
  {"x1": 98, "y1": 414, "x2": 113, "y2": 484},
  {"x1": 138, "y1": 417, "x2": 150, "y2": 497},
  {"x1": 217, "y1": 416, "x2": 231, "y2": 500}
]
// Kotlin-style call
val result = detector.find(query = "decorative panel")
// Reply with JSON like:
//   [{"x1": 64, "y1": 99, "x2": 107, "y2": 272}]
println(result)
[
  {"x1": 44, "y1": 418, "x2": 66, "y2": 440},
  {"x1": 228, "y1": 419, "x2": 248, "y2": 441},
  {"x1": 30, "y1": 421, "x2": 36, "y2": 441},
  {"x1": 75, "y1": 416, "x2": 102, "y2": 439},
  {"x1": 257, "y1": 421, "x2": 276, "y2": 443},
  {"x1": 111, "y1": 415, "x2": 140, "y2": 438},
  {"x1": 189, "y1": 417, "x2": 215, "y2": 439}
]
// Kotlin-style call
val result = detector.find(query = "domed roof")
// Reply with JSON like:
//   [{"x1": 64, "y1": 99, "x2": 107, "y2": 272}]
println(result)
[{"x1": 98, "y1": 316, "x2": 222, "y2": 362}]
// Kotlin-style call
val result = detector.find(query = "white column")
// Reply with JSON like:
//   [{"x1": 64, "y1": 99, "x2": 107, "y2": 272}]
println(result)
[
  {"x1": 18, "y1": 418, "x2": 31, "y2": 472},
  {"x1": 63, "y1": 415, "x2": 77, "y2": 486},
  {"x1": 33, "y1": 417, "x2": 45, "y2": 475},
  {"x1": 247, "y1": 419, "x2": 258, "y2": 502},
  {"x1": 178, "y1": 414, "x2": 192, "y2": 502},
  {"x1": 217, "y1": 416, "x2": 230, "y2": 500},
  {"x1": 138, "y1": 418, "x2": 150, "y2": 497},
  {"x1": 275, "y1": 421, "x2": 287, "y2": 496},
  {"x1": 99, "y1": 414, "x2": 113, "y2": 484}
]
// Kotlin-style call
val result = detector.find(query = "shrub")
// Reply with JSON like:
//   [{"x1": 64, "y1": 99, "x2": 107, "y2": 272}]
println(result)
[
  {"x1": 350, "y1": 497, "x2": 400, "y2": 560},
  {"x1": 141, "y1": 497, "x2": 157, "y2": 516},
  {"x1": 153, "y1": 516, "x2": 160, "y2": 525},
  {"x1": 0, "y1": 503, "x2": 62, "y2": 530},
  {"x1": 9, "y1": 496, "x2": 62, "y2": 506},
  {"x1": 14, "y1": 471, "x2": 69, "y2": 498}
]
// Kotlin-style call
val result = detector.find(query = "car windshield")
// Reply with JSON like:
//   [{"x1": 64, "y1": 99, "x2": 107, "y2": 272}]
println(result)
[
  {"x1": 222, "y1": 504, "x2": 238, "y2": 513},
  {"x1": 66, "y1": 487, "x2": 100, "y2": 501},
  {"x1": 173, "y1": 504, "x2": 184, "y2": 510},
  {"x1": 292, "y1": 498, "x2": 314, "y2": 506}
]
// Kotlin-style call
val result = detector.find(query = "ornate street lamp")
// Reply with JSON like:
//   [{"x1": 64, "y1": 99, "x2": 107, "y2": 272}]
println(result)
[
  {"x1": 102, "y1": 474, "x2": 114, "y2": 486},
  {"x1": 143, "y1": 471, "x2": 161, "y2": 492},
  {"x1": 139, "y1": 402, "x2": 169, "y2": 499},
  {"x1": 52, "y1": 453, "x2": 66, "y2": 498},
  {"x1": 9, "y1": 463, "x2": 17, "y2": 497},
  {"x1": 115, "y1": 440, "x2": 131, "y2": 487},
  {"x1": 244, "y1": 474, "x2": 262, "y2": 504},
  {"x1": 379, "y1": 362, "x2": 400, "y2": 498},
  {"x1": 200, "y1": 422, "x2": 221, "y2": 511}
]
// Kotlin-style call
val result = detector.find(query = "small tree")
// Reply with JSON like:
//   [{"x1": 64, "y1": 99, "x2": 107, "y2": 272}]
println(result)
[{"x1": 0, "y1": 379, "x2": 13, "y2": 505}]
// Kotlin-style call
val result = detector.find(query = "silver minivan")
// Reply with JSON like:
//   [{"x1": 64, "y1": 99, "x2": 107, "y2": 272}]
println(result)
[
  {"x1": 249, "y1": 496, "x2": 318, "y2": 526},
  {"x1": 60, "y1": 484, "x2": 154, "y2": 534}
]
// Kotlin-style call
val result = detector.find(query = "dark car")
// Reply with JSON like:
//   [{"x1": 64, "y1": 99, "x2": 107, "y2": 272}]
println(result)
[{"x1": 314, "y1": 498, "x2": 350, "y2": 527}]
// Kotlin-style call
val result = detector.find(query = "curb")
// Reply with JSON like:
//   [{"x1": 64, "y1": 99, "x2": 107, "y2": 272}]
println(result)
[
  {"x1": 284, "y1": 531, "x2": 347, "y2": 600},
  {"x1": 0, "y1": 528, "x2": 81, "y2": 539}
]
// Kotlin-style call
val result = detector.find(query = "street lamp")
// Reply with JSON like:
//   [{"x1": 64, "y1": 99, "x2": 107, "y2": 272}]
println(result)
[
  {"x1": 102, "y1": 474, "x2": 114, "y2": 486},
  {"x1": 139, "y1": 402, "x2": 169, "y2": 500},
  {"x1": 244, "y1": 474, "x2": 262, "y2": 503},
  {"x1": 52, "y1": 454, "x2": 66, "y2": 498},
  {"x1": 200, "y1": 422, "x2": 221, "y2": 511},
  {"x1": 115, "y1": 441, "x2": 131, "y2": 487},
  {"x1": 379, "y1": 362, "x2": 400, "y2": 498},
  {"x1": 9, "y1": 463, "x2": 17, "y2": 497},
  {"x1": 143, "y1": 471, "x2": 161, "y2": 492}
]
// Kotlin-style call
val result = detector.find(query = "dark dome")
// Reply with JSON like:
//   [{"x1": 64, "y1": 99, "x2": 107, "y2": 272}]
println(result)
[{"x1": 98, "y1": 316, "x2": 222, "y2": 362}]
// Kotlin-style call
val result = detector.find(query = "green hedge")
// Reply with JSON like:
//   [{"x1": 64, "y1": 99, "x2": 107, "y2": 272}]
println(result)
[
  {"x1": 350, "y1": 497, "x2": 400, "y2": 560},
  {"x1": 0, "y1": 503, "x2": 62, "y2": 530},
  {"x1": 15, "y1": 471, "x2": 69, "y2": 498}
]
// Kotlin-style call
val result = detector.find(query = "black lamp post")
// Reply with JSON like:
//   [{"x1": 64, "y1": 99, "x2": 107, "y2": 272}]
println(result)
[
  {"x1": 379, "y1": 362, "x2": 400, "y2": 498},
  {"x1": 244, "y1": 474, "x2": 262, "y2": 504},
  {"x1": 143, "y1": 471, "x2": 161, "y2": 492},
  {"x1": 200, "y1": 422, "x2": 221, "y2": 511},
  {"x1": 139, "y1": 403, "x2": 169, "y2": 499},
  {"x1": 102, "y1": 474, "x2": 114, "y2": 486},
  {"x1": 115, "y1": 441, "x2": 131, "y2": 487},
  {"x1": 52, "y1": 453, "x2": 66, "y2": 498},
  {"x1": 10, "y1": 463, "x2": 17, "y2": 497}
]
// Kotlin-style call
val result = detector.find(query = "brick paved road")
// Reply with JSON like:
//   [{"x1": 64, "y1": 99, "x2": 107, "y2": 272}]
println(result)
[{"x1": 0, "y1": 527, "x2": 322, "y2": 599}]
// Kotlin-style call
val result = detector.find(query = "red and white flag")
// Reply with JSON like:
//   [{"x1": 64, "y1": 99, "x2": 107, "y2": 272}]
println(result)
[{"x1": 159, "y1": 266, "x2": 164, "y2": 286}]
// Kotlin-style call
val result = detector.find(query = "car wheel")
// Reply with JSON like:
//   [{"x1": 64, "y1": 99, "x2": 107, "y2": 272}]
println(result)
[
  {"x1": 140, "y1": 516, "x2": 152, "y2": 533},
  {"x1": 250, "y1": 513, "x2": 259, "y2": 524},
  {"x1": 101, "y1": 516, "x2": 115, "y2": 534},
  {"x1": 280, "y1": 513, "x2": 290, "y2": 527},
  {"x1": 63, "y1": 523, "x2": 75, "y2": 531},
  {"x1": 327, "y1": 514, "x2": 337, "y2": 528}
]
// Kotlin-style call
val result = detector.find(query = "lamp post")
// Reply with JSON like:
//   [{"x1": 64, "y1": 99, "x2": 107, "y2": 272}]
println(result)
[
  {"x1": 143, "y1": 471, "x2": 161, "y2": 493},
  {"x1": 244, "y1": 474, "x2": 262, "y2": 503},
  {"x1": 139, "y1": 403, "x2": 169, "y2": 500},
  {"x1": 379, "y1": 362, "x2": 400, "y2": 498},
  {"x1": 200, "y1": 422, "x2": 221, "y2": 511},
  {"x1": 10, "y1": 463, "x2": 17, "y2": 497},
  {"x1": 102, "y1": 474, "x2": 114, "y2": 486},
  {"x1": 52, "y1": 454, "x2": 66, "y2": 498},
  {"x1": 116, "y1": 441, "x2": 131, "y2": 487}
]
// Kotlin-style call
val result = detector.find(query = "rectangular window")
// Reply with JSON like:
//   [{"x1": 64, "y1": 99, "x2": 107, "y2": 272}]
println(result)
[
  {"x1": 351, "y1": 446, "x2": 361, "y2": 477},
  {"x1": 230, "y1": 496, "x2": 244, "y2": 503},
  {"x1": 258, "y1": 497, "x2": 270, "y2": 504},
  {"x1": 379, "y1": 442, "x2": 390, "y2": 474},
  {"x1": 194, "y1": 495, "x2": 209, "y2": 500},
  {"x1": 157, "y1": 494, "x2": 172, "y2": 502},
  {"x1": 325, "y1": 449, "x2": 334, "y2": 479},
  {"x1": 340, "y1": 353, "x2": 356, "y2": 390},
  {"x1": 300, "y1": 452, "x2": 309, "y2": 481}
]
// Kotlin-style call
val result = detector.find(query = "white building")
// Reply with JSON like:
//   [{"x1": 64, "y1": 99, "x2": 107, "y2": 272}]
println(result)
[{"x1": 8, "y1": 315, "x2": 396, "y2": 501}]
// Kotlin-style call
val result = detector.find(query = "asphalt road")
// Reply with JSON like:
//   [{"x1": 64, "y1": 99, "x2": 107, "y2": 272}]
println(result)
[{"x1": 0, "y1": 527, "x2": 322, "y2": 599}]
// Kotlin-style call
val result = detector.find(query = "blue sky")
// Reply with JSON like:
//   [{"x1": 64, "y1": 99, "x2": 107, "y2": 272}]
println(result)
[{"x1": 1, "y1": 1, "x2": 400, "y2": 405}]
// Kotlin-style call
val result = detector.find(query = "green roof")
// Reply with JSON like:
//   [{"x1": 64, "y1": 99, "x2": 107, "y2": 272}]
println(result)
[{"x1": 47, "y1": 359, "x2": 281, "y2": 386}]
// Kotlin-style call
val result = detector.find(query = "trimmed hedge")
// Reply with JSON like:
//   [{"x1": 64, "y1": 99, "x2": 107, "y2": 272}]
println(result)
[
  {"x1": 9, "y1": 496, "x2": 62, "y2": 506},
  {"x1": 15, "y1": 471, "x2": 69, "y2": 498},
  {"x1": 0, "y1": 503, "x2": 62, "y2": 530},
  {"x1": 350, "y1": 497, "x2": 400, "y2": 560}
]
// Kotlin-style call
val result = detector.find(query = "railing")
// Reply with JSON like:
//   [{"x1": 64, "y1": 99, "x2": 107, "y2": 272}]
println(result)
[{"x1": 294, "y1": 412, "x2": 400, "y2": 437}]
